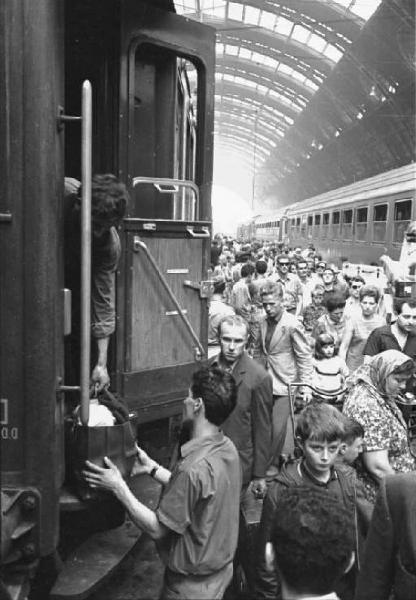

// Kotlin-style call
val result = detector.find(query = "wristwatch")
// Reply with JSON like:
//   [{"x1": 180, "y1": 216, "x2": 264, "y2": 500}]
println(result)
[{"x1": 149, "y1": 464, "x2": 160, "y2": 478}]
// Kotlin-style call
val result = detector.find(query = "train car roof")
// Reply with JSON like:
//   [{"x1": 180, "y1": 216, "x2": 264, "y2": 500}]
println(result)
[
  {"x1": 254, "y1": 209, "x2": 288, "y2": 224},
  {"x1": 286, "y1": 163, "x2": 416, "y2": 216}
]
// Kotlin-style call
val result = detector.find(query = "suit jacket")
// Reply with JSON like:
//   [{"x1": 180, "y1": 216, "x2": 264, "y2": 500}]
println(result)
[
  {"x1": 355, "y1": 472, "x2": 416, "y2": 600},
  {"x1": 212, "y1": 352, "x2": 273, "y2": 485},
  {"x1": 255, "y1": 311, "x2": 313, "y2": 396}
]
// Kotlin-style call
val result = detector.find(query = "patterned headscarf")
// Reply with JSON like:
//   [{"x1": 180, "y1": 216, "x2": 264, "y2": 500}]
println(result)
[{"x1": 350, "y1": 349, "x2": 414, "y2": 398}]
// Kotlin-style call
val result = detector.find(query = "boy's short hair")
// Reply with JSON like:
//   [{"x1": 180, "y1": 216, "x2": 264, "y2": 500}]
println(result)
[
  {"x1": 260, "y1": 280, "x2": 284, "y2": 298},
  {"x1": 325, "y1": 294, "x2": 346, "y2": 313},
  {"x1": 270, "y1": 487, "x2": 354, "y2": 595},
  {"x1": 241, "y1": 263, "x2": 254, "y2": 278},
  {"x1": 296, "y1": 403, "x2": 344, "y2": 443},
  {"x1": 191, "y1": 367, "x2": 237, "y2": 426},
  {"x1": 218, "y1": 314, "x2": 249, "y2": 337},
  {"x1": 255, "y1": 259, "x2": 268, "y2": 274},
  {"x1": 340, "y1": 415, "x2": 364, "y2": 444}
]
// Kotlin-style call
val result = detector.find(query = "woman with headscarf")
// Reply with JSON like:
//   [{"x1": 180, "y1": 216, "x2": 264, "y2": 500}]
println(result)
[{"x1": 343, "y1": 350, "x2": 416, "y2": 502}]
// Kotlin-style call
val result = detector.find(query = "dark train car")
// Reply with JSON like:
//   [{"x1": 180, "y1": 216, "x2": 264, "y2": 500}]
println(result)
[
  {"x1": 0, "y1": 0, "x2": 215, "y2": 597},
  {"x1": 286, "y1": 164, "x2": 416, "y2": 265}
]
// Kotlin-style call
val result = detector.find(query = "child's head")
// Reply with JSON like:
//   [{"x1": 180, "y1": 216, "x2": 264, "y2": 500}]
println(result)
[
  {"x1": 314, "y1": 333, "x2": 336, "y2": 359},
  {"x1": 296, "y1": 404, "x2": 344, "y2": 476},
  {"x1": 338, "y1": 415, "x2": 364, "y2": 465},
  {"x1": 311, "y1": 284, "x2": 325, "y2": 306},
  {"x1": 266, "y1": 487, "x2": 354, "y2": 597}
]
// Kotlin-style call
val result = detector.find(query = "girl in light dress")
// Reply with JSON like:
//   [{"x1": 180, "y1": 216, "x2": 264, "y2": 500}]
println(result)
[{"x1": 312, "y1": 333, "x2": 349, "y2": 406}]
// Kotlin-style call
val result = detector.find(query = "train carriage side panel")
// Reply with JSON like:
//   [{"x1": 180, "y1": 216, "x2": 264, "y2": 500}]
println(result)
[{"x1": 1, "y1": 0, "x2": 65, "y2": 566}]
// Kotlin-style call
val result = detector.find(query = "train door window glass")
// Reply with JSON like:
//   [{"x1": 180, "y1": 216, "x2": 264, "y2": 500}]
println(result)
[
  {"x1": 322, "y1": 212, "x2": 329, "y2": 239},
  {"x1": 342, "y1": 209, "x2": 353, "y2": 240},
  {"x1": 332, "y1": 211, "x2": 340, "y2": 239},
  {"x1": 373, "y1": 203, "x2": 388, "y2": 243},
  {"x1": 393, "y1": 199, "x2": 412, "y2": 243},
  {"x1": 356, "y1": 207, "x2": 368, "y2": 241},
  {"x1": 131, "y1": 49, "x2": 199, "y2": 220}
]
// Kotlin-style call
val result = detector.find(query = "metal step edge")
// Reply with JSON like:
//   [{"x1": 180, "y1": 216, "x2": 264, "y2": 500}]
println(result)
[{"x1": 50, "y1": 521, "x2": 142, "y2": 600}]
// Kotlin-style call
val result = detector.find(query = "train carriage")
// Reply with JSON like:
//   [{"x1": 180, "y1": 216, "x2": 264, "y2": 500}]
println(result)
[
  {"x1": 286, "y1": 164, "x2": 416, "y2": 265},
  {"x1": 0, "y1": 1, "x2": 215, "y2": 598},
  {"x1": 244, "y1": 164, "x2": 416, "y2": 266}
]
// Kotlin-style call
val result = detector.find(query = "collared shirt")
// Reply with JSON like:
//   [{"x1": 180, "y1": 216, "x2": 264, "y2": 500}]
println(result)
[
  {"x1": 363, "y1": 324, "x2": 416, "y2": 361},
  {"x1": 156, "y1": 432, "x2": 241, "y2": 576},
  {"x1": 269, "y1": 272, "x2": 303, "y2": 298}
]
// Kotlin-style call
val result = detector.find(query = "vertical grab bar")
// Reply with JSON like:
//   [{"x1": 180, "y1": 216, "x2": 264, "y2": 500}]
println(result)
[{"x1": 80, "y1": 81, "x2": 92, "y2": 426}]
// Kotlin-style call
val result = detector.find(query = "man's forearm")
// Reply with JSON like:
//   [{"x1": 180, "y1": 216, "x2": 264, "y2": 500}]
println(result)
[
  {"x1": 96, "y1": 336, "x2": 110, "y2": 367},
  {"x1": 113, "y1": 478, "x2": 167, "y2": 539}
]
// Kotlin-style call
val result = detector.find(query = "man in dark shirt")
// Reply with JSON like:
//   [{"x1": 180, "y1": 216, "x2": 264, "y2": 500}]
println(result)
[
  {"x1": 83, "y1": 366, "x2": 241, "y2": 599},
  {"x1": 64, "y1": 174, "x2": 128, "y2": 390},
  {"x1": 363, "y1": 299, "x2": 416, "y2": 364}
]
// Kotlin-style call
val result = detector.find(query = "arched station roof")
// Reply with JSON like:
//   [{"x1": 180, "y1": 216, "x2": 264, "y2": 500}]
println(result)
[{"x1": 174, "y1": 0, "x2": 415, "y2": 209}]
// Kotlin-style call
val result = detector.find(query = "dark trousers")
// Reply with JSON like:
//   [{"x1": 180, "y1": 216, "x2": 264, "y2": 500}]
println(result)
[{"x1": 271, "y1": 395, "x2": 293, "y2": 465}]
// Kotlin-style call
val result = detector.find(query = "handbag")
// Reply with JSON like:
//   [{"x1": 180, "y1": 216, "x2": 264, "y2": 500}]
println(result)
[{"x1": 65, "y1": 394, "x2": 137, "y2": 501}]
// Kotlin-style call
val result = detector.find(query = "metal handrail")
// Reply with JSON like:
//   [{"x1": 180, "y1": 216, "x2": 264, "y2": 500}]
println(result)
[
  {"x1": 133, "y1": 235, "x2": 205, "y2": 359},
  {"x1": 132, "y1": 176, "x2": 199, "y2": 221},
  {"x1": 80, "y1": 81, "x2": 92, "y2": 426}
]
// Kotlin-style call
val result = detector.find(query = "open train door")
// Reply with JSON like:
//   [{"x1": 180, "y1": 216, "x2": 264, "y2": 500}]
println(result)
[{"x1": 116, "y1": 2, "x2": 215, "y2": 422}]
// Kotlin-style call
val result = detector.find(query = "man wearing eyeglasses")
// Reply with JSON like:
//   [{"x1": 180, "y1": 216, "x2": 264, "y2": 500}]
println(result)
[
  {"x1": 269, "y1": 254, "x2": 303, "y2": 315},
  {"x1": 344, "y1": 276, "x2": 366, "y2": 318}
]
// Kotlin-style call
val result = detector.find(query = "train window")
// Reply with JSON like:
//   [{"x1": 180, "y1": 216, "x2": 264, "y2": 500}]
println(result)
[
  {"x1": 322, "y1": 213, "x2": 329, "y2": 238},
  {"x1": 393, "y1": 199, "x2": 412, "y2": 243},
  {"x1": 307, "y1": 215, "x2": 313, "y2": 226},
  {"x1": 342, "y1": 209, "x2": 353, "y2": 240},
  {"x1": 332, "y1": 211, "x2": 340, "y2": 240},
  {"x1": 373, "y1": 203, "x2": 388, "y2": 243},
  {"x1": 130, "y1": 49, "x2": 200, "y2": 220},
  {"x1": 314, "y1": 214, "x2": 321, "y2": 226},
  {"x1": 356, "y1": 207, "x2": 368, "y2": 241},
  {"x1": 291, "y1": 218, "x2": 296, "y2": 226},
  {"x1": 296, "y1": 217, "x2": 301, "y2": 226}
]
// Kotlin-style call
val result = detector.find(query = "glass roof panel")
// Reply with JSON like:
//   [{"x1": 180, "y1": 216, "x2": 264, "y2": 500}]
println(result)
[
  {"x1": 324, "y1": 45, "x2": 343, "y2": 63},
  {"x1": 259, "y1": 11, "x2": 276, "y2": 31},
  {"x1": 308, "y1": 33, "x2": 327, "y2": 53},
  {"x1": 244, "y1": 5, "x2": 260, "y2": 26},
  {"x1": 275, "y1": 16, "x2": 293, "y2": 37},
  {"x1": 351, "y1": 0, "x2": 382, "y2": 20},
  {"x1": 225, "y1": 44, "x2": 239, "y2": 56},
  {"x1": 174, "y1": 1, "x2": 196, "y2": 15},
  {"x1": 292, "y1": 24, "x2": 311, "y2": 45},
  {"x1": 239, "y1": 47, "x2": 252, "y2": 60},
  {"x1": 277, "y1": 64, "x2": 293, "y2": 76},
  {"x1": 228, "y1": 2, "x2": 243, "y2": 21}
]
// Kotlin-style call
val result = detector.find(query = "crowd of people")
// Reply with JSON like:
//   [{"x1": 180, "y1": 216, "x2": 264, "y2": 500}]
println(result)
[{"x1": 84, "y1": 231, "x2": 416, "y2": 600}]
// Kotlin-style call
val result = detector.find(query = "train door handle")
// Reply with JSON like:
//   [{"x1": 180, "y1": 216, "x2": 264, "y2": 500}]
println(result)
[
  {"x1": 186, "y1": 226, "x2": 210, "y2": 238},
  {"x1": 183, "y1": 279, "x2": 213, "y2": 298}
]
